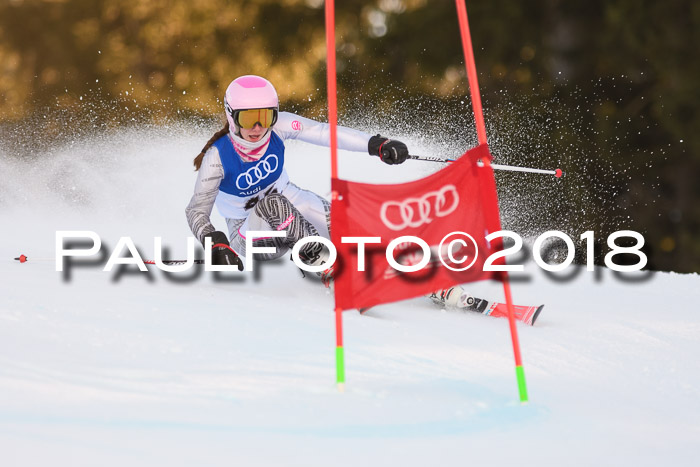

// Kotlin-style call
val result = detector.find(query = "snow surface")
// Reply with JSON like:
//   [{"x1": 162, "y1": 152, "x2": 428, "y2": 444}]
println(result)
[{"x1": 1, "y1": 127, "x2": 699, "y2": 466}]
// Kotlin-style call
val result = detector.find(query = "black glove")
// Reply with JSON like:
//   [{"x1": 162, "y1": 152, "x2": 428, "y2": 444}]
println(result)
[
  {"x1": 368, "y1": 134, "x2": 409, "y2": 165},
  {"x1": 204, "y1": 231, "x2": 244, "y2": 271}
]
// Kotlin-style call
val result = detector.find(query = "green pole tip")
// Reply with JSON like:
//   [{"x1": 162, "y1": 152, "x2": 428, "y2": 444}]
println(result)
[
  {"x1": 515, "y1": 365, "x2": 529, "y2": 403},
  {"x1": 335, "y1": 346, "x2": 345, "y2": 384}
]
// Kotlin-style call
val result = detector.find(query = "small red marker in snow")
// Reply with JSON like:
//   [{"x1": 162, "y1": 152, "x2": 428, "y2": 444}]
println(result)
[
  {"x1": 555, "y1": 168, "x2": 563, "y2": 178},
  {"x1": 14, "y1": 254, "x2": 28, "y2": 263}
]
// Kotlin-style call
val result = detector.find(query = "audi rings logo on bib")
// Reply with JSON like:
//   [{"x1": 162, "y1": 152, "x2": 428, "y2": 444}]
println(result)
[
  {"x1": 379, "y1": 185, "x2": 460, "y2": 231},
  {"x1": 236, "y1": 154, "x2": 279, "y2": 190}
]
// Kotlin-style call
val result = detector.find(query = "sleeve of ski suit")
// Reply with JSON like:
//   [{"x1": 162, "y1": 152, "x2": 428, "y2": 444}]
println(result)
[
  {"x1": 273, "y1": 111, "x2": 371, "y2": 152},
  {"x1": 185, "y1": 147, "x2": 223, "y2": 244}
]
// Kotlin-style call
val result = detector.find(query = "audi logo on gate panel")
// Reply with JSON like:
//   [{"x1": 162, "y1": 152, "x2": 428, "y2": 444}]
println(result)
[
  {"x1": 380, "y1": 184, "x2": 460, "y2": 231},
  {"x1": 236, "y1": 154, "x2": 279, "y2": 190}
]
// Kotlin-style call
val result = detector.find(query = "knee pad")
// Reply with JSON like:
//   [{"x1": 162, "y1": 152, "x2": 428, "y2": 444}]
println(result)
[{"x1": 254, "y1": 192, "x2": 292, "y2": 219}]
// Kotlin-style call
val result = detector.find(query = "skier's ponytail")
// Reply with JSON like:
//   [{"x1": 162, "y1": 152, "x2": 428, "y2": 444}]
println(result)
[{"x1": 193, "y1": 121, "x2": 230, "y2": 171}]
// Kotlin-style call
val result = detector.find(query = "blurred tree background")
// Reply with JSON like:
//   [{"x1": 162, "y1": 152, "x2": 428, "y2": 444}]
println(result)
[{"x1": 0, "y1": 0, "x2": 698, "y2": 272}]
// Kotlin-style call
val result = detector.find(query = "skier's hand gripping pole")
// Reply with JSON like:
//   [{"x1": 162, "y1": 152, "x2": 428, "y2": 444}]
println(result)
[
  {"x1": 368, "y1": 135, "x2": 409, "y2": 165},
  {"x1": 204, "y1": 231, "x2": 244, "y2": 271}
]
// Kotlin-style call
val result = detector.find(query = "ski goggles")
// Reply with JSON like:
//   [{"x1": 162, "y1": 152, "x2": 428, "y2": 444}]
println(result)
[{"x1": 233, "y1": 108, "x2": 278, "y2": 129}]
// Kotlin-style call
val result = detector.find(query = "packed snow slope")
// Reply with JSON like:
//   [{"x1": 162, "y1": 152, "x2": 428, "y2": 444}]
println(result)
[{"x1": 1, "y1": 126, "x2": 699, "y2": 466}]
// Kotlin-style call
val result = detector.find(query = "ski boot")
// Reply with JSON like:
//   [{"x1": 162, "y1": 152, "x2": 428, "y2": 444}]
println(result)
[{"x1": 297, "y1": 242, "x2": 334, "y2": 289}]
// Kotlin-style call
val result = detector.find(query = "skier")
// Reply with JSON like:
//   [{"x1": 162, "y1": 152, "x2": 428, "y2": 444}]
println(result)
[
  {"x1": 185, "y1": 75, "x2": 409, "y2": 276},
  {"x1": 185, "y1": 75, "x2": 541, "y2": 324}
]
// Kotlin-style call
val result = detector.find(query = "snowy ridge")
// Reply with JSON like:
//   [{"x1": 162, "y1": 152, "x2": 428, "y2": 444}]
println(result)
[{"x1": 1, "y1": 128, "x2": 699, "y2": 466}]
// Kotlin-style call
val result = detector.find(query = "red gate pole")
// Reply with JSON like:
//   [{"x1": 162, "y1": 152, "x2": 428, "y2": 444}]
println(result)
[
  {"x1": 455, "y1": 0, "x2": 529, "y2": 403},
  {"x1": 455, "y1": 0, "x2": 487, "y2": 146},
  {"x1": 325, "y1": 0, "x2": 345, "y2": 392}
]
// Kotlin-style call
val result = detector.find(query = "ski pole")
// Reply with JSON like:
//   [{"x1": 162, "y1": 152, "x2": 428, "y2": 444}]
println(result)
[
  {"x1": 13, "y1": 255, "x2": 58, "y2": 263},
  {"x1": 143, "y1": 259, "x2": 206, "y2": 265},
  {"x1": 14, "y1": 254, "x2": 204, "y2": 266},
  {"x1": 407, "y1": 155, "x2": 564, "y2": 178}
]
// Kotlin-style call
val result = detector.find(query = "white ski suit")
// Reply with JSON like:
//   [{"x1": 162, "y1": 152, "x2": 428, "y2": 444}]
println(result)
[{"x1": 185, "y1": 112, "x2": 371, "y2": 259}]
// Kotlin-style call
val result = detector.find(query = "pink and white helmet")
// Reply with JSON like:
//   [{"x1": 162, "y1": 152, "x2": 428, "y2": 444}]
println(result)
[{"x1": 224, "y1": 75, "x2": 279, "y2": 129}]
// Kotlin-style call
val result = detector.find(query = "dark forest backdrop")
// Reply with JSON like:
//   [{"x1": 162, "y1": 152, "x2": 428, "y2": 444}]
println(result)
[{"x1": 1, "y1": 0, "x2": 698, "y2": 272}]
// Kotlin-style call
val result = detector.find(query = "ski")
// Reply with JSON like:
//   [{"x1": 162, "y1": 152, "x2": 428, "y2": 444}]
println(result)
[
  {"x1": 426, "y1": 286, "x2": 543, "y2": 325},
  {"x1": 461, "y1": 297, "x2": 543, "y2": 326},
  {"x1": 360, "y1": 286, "x2": 544, "y2": 326}
]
